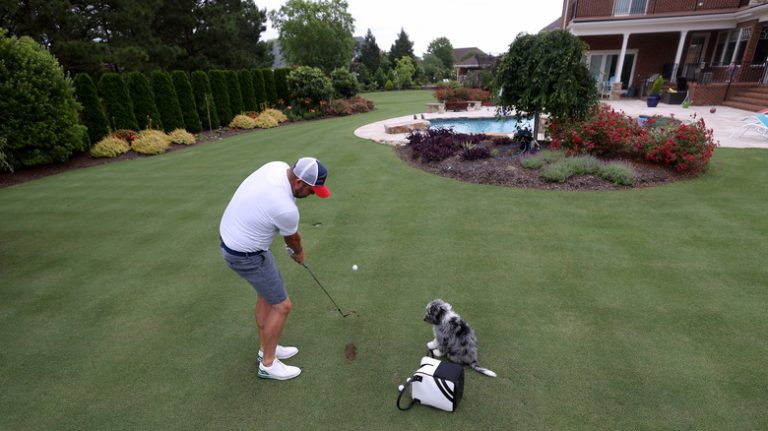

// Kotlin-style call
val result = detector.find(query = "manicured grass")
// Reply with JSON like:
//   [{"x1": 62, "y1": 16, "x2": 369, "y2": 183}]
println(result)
[{"x1": 1, "y1": 90, "x2": 767, "y2": 430}]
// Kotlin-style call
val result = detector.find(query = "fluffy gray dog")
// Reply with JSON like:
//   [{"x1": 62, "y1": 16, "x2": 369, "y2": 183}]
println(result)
[{"x1": 423, "y1": 299, "x2": 497, "y2": 377}]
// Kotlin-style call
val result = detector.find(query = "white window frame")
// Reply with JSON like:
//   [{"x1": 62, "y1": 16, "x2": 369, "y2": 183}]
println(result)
[
  {"x1": 587, "y1": 49, "x2": 639, "y2": 88},
  {"x1": 613, "y1": 0, "x2": 648, "y2": 16}
]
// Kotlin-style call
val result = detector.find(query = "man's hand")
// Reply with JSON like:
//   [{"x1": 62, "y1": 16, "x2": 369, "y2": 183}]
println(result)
[{"x1": 284, "y1": 232, "x2": 304, "y2": 264}]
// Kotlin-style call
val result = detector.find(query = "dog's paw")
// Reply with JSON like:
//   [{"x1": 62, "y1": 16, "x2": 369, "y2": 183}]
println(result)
[
  {"x1": 431, "y1": 348, "x2": 444, "y2": 357},
  {"x1": 426, "y1": 340, "x2": 438, "y2": 349}
]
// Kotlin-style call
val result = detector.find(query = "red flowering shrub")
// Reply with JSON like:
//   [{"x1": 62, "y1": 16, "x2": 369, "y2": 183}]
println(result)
[
  {"x1": 549, "y1": 105, "x2": 642, "y2": 157},
  {"x1": 634, "y1": 118, "x2": 717, "y2": 173},
  {"x1": 111, "y1": 129, "x2": 138, "y2": 144},
  {"x1": 434, "y1": 87, "x2": 490, "y2": 103}
]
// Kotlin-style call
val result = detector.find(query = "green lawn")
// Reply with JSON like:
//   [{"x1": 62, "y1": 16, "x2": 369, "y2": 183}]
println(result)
[{"x1": 1, "y1": 90, "x2": 767, "y2": 430}]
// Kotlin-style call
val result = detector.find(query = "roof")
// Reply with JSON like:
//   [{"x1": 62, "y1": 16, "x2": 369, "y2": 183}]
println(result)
[
  {"x1": 541, "y1": 16, "x2": 563, "y2": 32},
  {"x1": 452, "y1": 47, "x2": 486, "y2": 63}
]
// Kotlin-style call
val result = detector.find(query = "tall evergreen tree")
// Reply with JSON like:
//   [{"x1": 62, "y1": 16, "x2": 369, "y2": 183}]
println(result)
[
  {"x1": 359, "y1": 29, "x2": 381, "y2": 73},
  {"x1": 73, "y1": 73, "x2": 109, "y2": 144},
  {"x1": 226, "y1": 70, "x2": 245, "y2": 116},
  {"x1": 389, "y1": 28, "x2": 415, "y2": 65},
  {"x1": 171, "y1": 70, "x2": 202, "y2": 133},
  {"x1": 262, "y1": 69, "x2": 278, "y2": 107},
  {"x1": 251, "y1": 69, "x2": 267, "y2": 110},
  {"x1": 151, "y1": 70, "x2": 185, "y2": 132},
  {"x1": 208, "y1": 70, "x2": 232, "y2": 126},
  {"x1": 190, "y1": 71, "x2": 219, "y2": 131},
  {"x1": 98, "y1": 73, "x2": 138, "y2": 131},
  {"x1": 238, "y1": 69, "x2": 257, "y2": 111},
  {"x1": 126, "y1": 72, "x2": 163, "y2": 130},
  {"x1": 273, "y1": 68, "x2": 290, "y2": 104}
]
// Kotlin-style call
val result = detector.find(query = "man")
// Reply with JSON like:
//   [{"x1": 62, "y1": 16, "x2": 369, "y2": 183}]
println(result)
[{"x1": 219, "y1": 157, "x2": 330, "y2": 380}]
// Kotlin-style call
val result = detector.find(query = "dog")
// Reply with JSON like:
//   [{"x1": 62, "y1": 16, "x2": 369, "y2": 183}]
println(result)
[{"x1": 423, "y1": 299, "x2": 497, "y2": 378}]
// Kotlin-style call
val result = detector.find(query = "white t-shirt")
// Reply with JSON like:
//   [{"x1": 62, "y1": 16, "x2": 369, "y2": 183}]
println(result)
[{"x1": 219, "y1": 161, "x2": 299, "y2": 252}]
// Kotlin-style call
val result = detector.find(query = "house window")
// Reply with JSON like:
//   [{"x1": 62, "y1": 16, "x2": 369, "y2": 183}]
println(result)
[
  {"x1": 613, "y1": 0, "x2": 647, "y2": 16},
  {"x1": 713, "y1": 28, "x2": 751, "y2": 66},
  {"x1": 752, "y1": 24, "x2": 768, "y2": 64}
]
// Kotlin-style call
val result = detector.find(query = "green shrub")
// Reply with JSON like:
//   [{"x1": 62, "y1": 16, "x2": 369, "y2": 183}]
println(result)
[
  {"x1": 191, "y1": 71, "x2": 219, "y2": 131},
  {"x1": 229, "y1": 114, "x2": 256, "y2": 129},
  {"x1": 226, "y1": 70, "x2": 245, "y2": 116},
  {"x1": 0, "y1": 29, "x2": 88, "y2": 168},
  {"x1": 521, "y1": 149, "x2": 564, "y2": 169},
  {"x1": 262, "y1": 68, "x2": 278, "y2": 107},
  {"x1": 126, "y1": 72, "x2": 163, "y2": 131},
  {"x1": 521, "y1": 155, "x2": 545, "y2": 169},
  {"x1": 171, "y1": 71, "x2": 202, "y2": 133},
  {"x1": 151, "y1": 70, "x2": 185, "y2": 132},
  {"x1": 0, "y1": 136, "x2": 13, "y2": 172},
  {"x1": 274, "y1": 68, "x2": 290, "y2": 104},
  {"x1": 98, "y1": 72, "x2": 139, "y2": 131},
  {"x1": 168, "y1": 129, "x2": 196, "y2": 145},
  {"x1": 238, "y1": 69, "x2": 257, "y2": 112},
  {"x1": 384, "y1": 79, "x2": 395, "y2": 91},
  {"x1": 330, "y1": 67, "x2": 359, "y2": 98},
  {"x1": 251, "y1": 69, "x2": 267, "y2": 110},
  {"x1": 599, "y1": 162, "x2": 636, "y2": 185},
  {"x1": 540, "y1": 162, "x2": 572, "y2": 183},
  {"x1": 209, "y1": 70, "x2": 232, "y2": 126},
  {"x1": 132, "y1": 129, "x2": 170, "y2": 155},
  {"x1": 567, "y1": 155, "x2": 602, "y2": 175},
  {"x1": 73, "y1": 73, "x2": 110, "y2": 145},
  {"x1": 90, "y1": 136, "x2": 130, "y2": 158},
  {"x1": 287, "y1": 66, "x2": 333, "y2": 106}
]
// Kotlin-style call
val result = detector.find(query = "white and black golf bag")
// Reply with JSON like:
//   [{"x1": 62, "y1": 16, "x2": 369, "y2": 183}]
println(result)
[{"x1": 396, "y1": 356, "x2": 464, "y2": 412}]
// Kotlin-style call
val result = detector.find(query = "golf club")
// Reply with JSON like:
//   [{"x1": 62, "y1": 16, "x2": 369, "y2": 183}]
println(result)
[{"x1": 286, "y1": 247, "x2": 357, "y2": 317}]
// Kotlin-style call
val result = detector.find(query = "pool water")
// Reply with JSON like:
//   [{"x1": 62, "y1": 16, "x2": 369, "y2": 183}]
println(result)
[{"x1": 429, "y1": 117, "x2": 532, "y2": 134}]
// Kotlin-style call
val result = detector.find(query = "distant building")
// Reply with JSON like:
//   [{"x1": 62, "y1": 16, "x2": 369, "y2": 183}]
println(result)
[{"x1": 451, "y1": 47, "x2": 498, "y2": 81}]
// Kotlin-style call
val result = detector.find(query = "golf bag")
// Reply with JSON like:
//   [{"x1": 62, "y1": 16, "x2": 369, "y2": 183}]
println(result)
[{"x1": 396, "y1": 356, "x2": 464, "y2": 412}]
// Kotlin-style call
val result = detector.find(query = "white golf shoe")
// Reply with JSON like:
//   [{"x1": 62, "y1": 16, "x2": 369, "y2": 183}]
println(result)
[
  {"x1": 257, "y1": 358, "x2": 301, "y2": 380},
  {"x1": 258, "y1": 345, "x2": 299, "y2": 362}
]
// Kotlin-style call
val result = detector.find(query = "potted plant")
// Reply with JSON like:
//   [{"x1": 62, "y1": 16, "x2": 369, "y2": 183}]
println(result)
[{"x1": 646, "y1": 76, "x2": 665, "y2": 107}]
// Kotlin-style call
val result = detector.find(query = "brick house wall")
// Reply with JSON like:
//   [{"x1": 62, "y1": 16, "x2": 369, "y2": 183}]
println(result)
[{"x1": 565, "y1": 0, "x2": 746, "y2": 20}]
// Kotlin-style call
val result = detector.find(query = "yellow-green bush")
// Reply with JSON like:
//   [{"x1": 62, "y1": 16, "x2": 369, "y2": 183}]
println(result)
[
  {"x1": 90, "y1": 136, "x2": 130, "y2": 158},
  {"x1": 132, "y1": 129, "x2": 170, "y2": 155},
  {"x1": 261, "y1": 108, "x2": 288, "y2": 123},
  {"x1": 168, "y1": 128, "x2": 196, "y2": 145},
  {"x1": 253, "y1": 113, "x2": 279, "y2": 129},
  {"x1": 229, "y1": 114, "x2": 257, "y2": 129}
]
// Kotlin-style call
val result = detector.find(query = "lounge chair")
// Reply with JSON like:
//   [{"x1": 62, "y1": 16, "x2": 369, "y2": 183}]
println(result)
[
  {"x1": 600, "y1": 76, "x2": 616, "y2": 98},
  {"x1": 731, "y1": 113, "x2": 768, "y2": 138}
]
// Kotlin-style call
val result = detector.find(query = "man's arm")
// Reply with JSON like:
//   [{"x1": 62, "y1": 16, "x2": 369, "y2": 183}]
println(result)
[{"x1": 284, "y1": 231, "x2": 304, "y2": 264}]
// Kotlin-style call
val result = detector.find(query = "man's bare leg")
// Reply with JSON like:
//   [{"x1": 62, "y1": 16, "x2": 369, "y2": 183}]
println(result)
[{"x1": 256, "y1": 296, "x2": 292, "y2": 366}]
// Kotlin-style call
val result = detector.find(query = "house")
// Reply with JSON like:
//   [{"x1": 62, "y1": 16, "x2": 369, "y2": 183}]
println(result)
[
  {"x1": 451, "y1": 47, "x2": 498, "y2": 82},
  {"x1": 550, "y1": 0, "x2": 768, "y2": 108}
]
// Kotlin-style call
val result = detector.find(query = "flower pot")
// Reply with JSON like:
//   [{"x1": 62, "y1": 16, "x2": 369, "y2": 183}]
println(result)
[{"x1": 646, "y1": 94, "x2": 660, "y2": 107}]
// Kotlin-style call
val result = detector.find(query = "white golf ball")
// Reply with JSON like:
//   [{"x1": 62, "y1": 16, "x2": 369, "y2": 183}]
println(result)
[{"x1": 352, "y1": 264, "x2": 358, "y2": 271}]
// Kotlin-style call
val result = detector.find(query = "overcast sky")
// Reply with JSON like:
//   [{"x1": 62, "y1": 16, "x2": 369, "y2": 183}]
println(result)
[{"x1": 255, "y1": 0, "x2": 566, "y2": 56}]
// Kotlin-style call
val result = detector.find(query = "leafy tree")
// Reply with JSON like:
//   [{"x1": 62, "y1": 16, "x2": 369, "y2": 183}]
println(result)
[
  {"x1": 190, "y1": 71, "x2": 219, "y2": 131},
  {"x1": 171, "y1": 71, "x2": 202, "y2": 133},
  {"x1": 269, "y1": 0, "x2": 355, "y2": 72},
  {"x1": 0, "y1": 29, "x2": 87, "y2": 169},
  {"x1": 358, "y1": 29, "x2": 380, "y2": 73},
  {"x1": 74, "y1": 73, "x2": 109, "y2": 145},
  {"x1": 226, "y1": 70, "x2": 245, "y2": 116},
  {"x1": 394, "y1": 56, "x2": 415, "y2": 89},
  {"x1": 389, "y1": 28, "x2": 415, "y2": 65},
  {"x1": 262, "y1": 69, "x2": 278, "y2": 107},
  {"x1": 497, "y1": 30, "x2": 599, "y2": 137},
  {"x1": 286, "y1": 66, "x2": 333, "y2": 104},
  {"x1": 251, "y1": 69, "x2": 267, "y2": 110},
  {"x1": 426, "y1": 37, "x2": 453, "y2": 70},
  {"x1": 273, "y1": 68, "x2": 290, "y2": 104},
  {"x1": 151, "y1": 70, "x2": 185, "y2": 132},
  {"x1": 330, "y1": 67, "x2": 359, "y2": 98},
  {"x1": 98, "y1": 73, "x2": 139, "y2": 131},
  {"x1": 373, "y1": 67, "x2": 387, "y2": 90},
  {"x1": 238, "y1": 69, "x2": 257, "y2": 111},
  {"x1": 421, "y1": 53, "x2": 448, "y2": 83},
  {"x1": 127, "y1": 72, "x2": 163, "y2": 130},
  {"x1": 356, "y1": 63, "x2": 370, "y2": 87},
  {"x1": 208, "y1": 70, "x2": 232, "y2": 126}
]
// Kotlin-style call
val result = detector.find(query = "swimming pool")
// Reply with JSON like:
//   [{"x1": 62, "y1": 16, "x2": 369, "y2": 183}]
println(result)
[{"x1": 429, "y1": 117, "x2": 532, "y2": 134}]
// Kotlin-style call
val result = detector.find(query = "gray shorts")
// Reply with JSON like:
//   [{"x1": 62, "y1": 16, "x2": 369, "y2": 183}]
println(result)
[{"x1": 221, "y1": 248, "x2": 288, "y2": 305}]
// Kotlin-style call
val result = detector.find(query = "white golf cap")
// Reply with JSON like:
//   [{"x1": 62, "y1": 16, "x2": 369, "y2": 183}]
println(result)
[{"x1": 293, "y1": 157, "x2": 330, "y2": 198}]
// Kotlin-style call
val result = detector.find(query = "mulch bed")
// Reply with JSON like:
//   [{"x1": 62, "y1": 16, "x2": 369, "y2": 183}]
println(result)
[{"x1": 395, "y1": 145, "x2": 694, "y2": 192}]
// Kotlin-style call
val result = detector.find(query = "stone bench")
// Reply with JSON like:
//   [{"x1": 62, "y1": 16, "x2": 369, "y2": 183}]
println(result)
[
  {"x1": 466, "y1": 100, "x2": 483, "y2": 111},
  {"x1": 383, "y1": 120, "x2": 430, "y2": 134},
  {"x1": 426, "y1": 102, "x2": 445, "y2": 113}
]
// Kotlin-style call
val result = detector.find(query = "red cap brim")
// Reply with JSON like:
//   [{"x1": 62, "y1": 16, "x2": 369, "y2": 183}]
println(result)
[{"x1": 312, "y1": 185, "x2": 330, "y2": 198}]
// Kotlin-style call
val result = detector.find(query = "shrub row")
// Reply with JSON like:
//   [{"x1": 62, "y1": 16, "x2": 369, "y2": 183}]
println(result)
[{"x1": 90, "y1": 128, "x2": 195, "y2": 158}]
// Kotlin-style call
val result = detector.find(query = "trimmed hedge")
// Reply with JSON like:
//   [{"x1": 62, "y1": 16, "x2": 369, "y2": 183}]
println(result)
[
  {"x1": 171, "y1": 70, "x2": 202, "y2": 133},
  {"x1": 226, "y1": 70, "x2": 245, "y2": 116},
  {"x1": 98, "y1": 72, "x2": 139, "y2": 131},
  {"x1": 74, "y1": 73, "x2": 110, "y2": 145},
  {"x1": 274, "y1": 68, "x2": 290, "y2": 105},
  {"x1": 151, "y1": 70, "x2": 185, "y2": 132},
  {"x1": 190, "y1": 71, "x2": 219, "y2": 131},
  {"x1": 209, "y1": 70, "x2": 232, "y2": 126},
  {"x1": 0, "y1": 29, "x2": 88, "y2": 169},
  {"x1": 262, "y1": 68, "x2": 278, "y2": 107},
  {"x1": 238, "y1": 69, "x2": 257, "y2": 112},
  {"x1": 252, "y1": 69, "x2": 266, "y2": 111},
  {"x1": 126, "y1": 71, "x2": 163, "y2": 130}
]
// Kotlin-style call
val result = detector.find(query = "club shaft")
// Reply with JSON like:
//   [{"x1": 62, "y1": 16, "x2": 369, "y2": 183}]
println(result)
[{"x1": 302, "y1": 263, "x2": 347, "y2": 316}]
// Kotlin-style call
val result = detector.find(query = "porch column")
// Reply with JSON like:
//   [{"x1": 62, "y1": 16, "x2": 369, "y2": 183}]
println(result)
[
  {"x1": 671, "y1": 30, "x2": 689, "y2": 84},
  {"x1": 610, "y1": 33, "x2": 630, "y2": 100}
]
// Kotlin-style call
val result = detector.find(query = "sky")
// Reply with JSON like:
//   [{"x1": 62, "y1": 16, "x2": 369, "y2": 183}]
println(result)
[{"x1": 255, "y1": 0, "x2": 566, "y2": 57}]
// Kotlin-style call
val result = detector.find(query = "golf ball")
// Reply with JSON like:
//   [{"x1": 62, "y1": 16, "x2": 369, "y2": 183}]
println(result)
[{"x1": 352, "y1": 264, "x2": 358, "y2": 271}]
